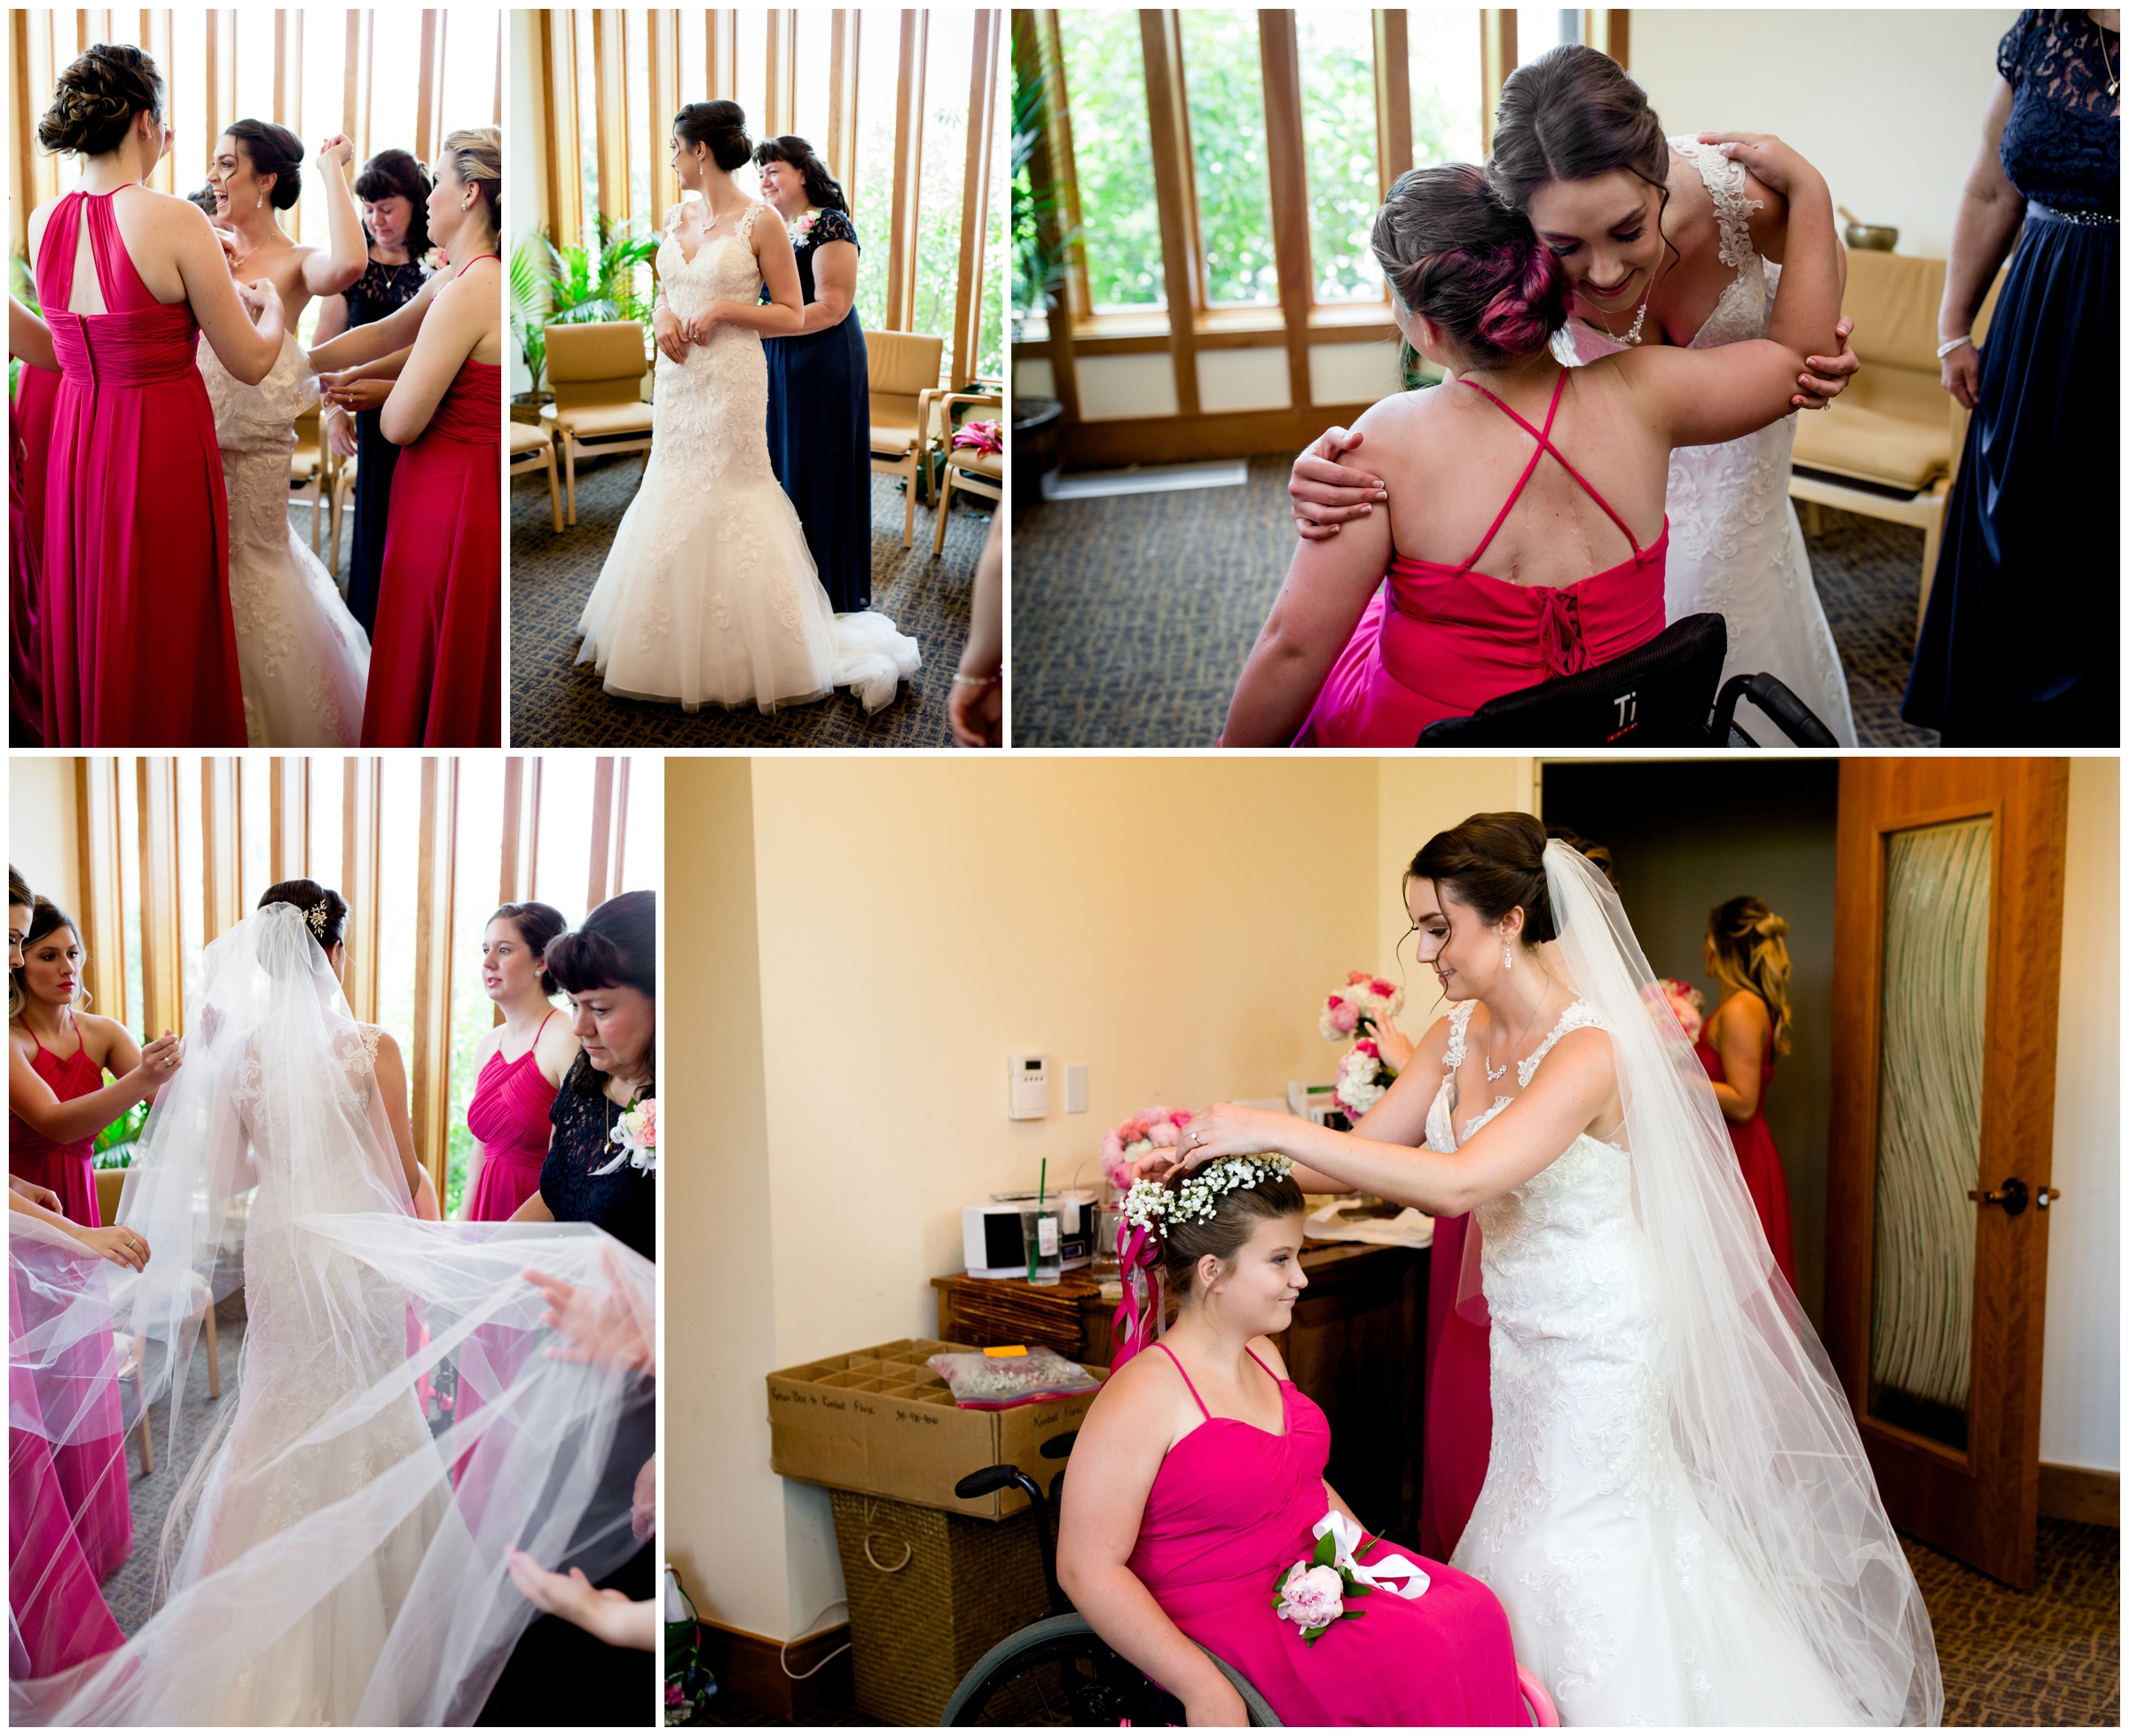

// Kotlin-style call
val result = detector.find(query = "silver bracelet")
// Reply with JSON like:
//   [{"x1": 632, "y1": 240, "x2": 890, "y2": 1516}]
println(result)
[
  {"x1": 951, "y1": 672, "x2": 999, "y2": 687},
  {"x1": 1935, "y1": 334, "x2": 1974, "y2": 359}
]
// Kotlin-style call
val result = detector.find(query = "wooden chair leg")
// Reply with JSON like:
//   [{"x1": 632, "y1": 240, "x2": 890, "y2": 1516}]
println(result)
[
  {"x1": 932, "y1": 464, "x2": 955, "y2": 555},
  {"x1": 547, "y1": 451, "x2": 563, "y2": 533},
  {"x1": 564, "y1": 436, "x2": 579, "y2": 527},
  {"x1": 134, "y1": 1384, "x2": 153, "y2": 1477},
  {"x1": 331, "y1": 486, "x2": 346, "y2": 577},
  {"x1": 901, "y1": 458, "x2": 917, "y2": 548},
  {"x1": 203, "y1": 1302, "x2": 220, "y2": 1400}
]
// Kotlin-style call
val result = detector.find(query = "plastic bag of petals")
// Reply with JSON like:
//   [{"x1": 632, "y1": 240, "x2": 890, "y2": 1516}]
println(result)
[{"x1": 926, "y1": 1344, "x2": 1101, "y2": 1410}]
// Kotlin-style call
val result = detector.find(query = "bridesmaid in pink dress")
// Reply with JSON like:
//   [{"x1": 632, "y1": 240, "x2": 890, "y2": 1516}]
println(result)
[
  {"x1": 9, "y1": 899, "x2": 181, "y2": 1226},
  {"x1": 1061, "y1": 1166, "x2": 1522, "y2": 1726},
  {"x1": 314, "y1": 129, "x2": 502, "y2": 748},
  {"x1": 27, "y1": 43, "x2": 287, "y2": 747},
  {"x1": 8, "y1": 301, "x2": 60, "y2": 745},
  {"x1": 1222, "y1": 156, "x2": 1844, "y2": 745},
  {"x1": 1697, "y1": 897, "x2": 1800, "y2": 1292},
  {"x1": 465, "y1": 902, "x2": 577, "y2": 1222}
]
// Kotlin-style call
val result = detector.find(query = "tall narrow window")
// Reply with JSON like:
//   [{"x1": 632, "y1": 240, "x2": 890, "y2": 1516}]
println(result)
[
  {"x1": 913, "y1": 9, "x2": 973, "y2": 344},
  {"x1": 447, "y1": 761, "x2": 507, "y2": 1219},
  {"x1": 307, "y1": 757, "x2": 345, "y2": 898},
  {"x1": 117, "y1": 769, "x2": 145, "y2": 1041},
  {"x1": 576, "y1": 13, "x2": 602, "y2": 234},
  {"x1": 615, "y1": 759, "x2": 664, "y2": 897},
  {"x1": 735, "y1": 8, "x2": 767, "y2": 171},
  {"x1": 850, "y1": 14, "x2": 902, "y2": 332},
  {"x1": 534, "y1": 756, "x2": 599, "y2": 918},
  {"x1": 1179, "y1": 11, "x2": 1276, "y2": 307},
  {"x1": 679, "y1": 10, "x2": 706, "y2": 127},
  {"x1": 170, "y1": 9, "x2": 208, "y2": 204},
  {"x1": 978, "y1": 62, "x2": 1006, "y2": 375},
  {"x1": 1298, "y1": 9, "x2": 1382, "y2": 302},
  {"x1": 232, "y1": 9, "x2": 277, "y2": 135},
  {"x1": 376, "y1": 758, "x2": 420, "y2": 1053},
  {"x1": 300, "y1": 14, "x2": 349, "y2": 252},
  {"x1": 439, "y1": 6, "x2": 500, "y2": 135},
  {"x1": 625, "y1": 8, "x2": 651, "y2": 224},
  {"x1": 1056, "y1": 10, "x2": 1164, "y2": 311},
  {"x1": 240, "y1": 759, "x2": 271, "y2": 914},
  {"x1": 792, "y1": 11, "x2": 835, "y2": 157},
  {"x1": 1410, "y1": 11, "x2": 1484, "y2": 166},
  {"x1": 371, "y1": 19, "x2": 420, "y2": 169},
  {"x1": 177, "y1": 760, "x2": 206, "y2": 1021}
]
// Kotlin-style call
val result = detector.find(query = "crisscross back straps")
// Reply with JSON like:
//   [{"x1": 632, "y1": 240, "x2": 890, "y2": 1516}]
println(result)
[{"x1": 1454, "y1": 370, "x2": 1644, "y2": 575}]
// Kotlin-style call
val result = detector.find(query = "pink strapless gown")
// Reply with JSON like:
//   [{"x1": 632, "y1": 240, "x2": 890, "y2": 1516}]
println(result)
[
  {"x1": 9, "y1": 1041, "x2": 105, "y2": 1228},
  {"x1": 1298, "y1": 369, "x2": 1668, "y2": 746},
  {"x1": 1128, "y1": 1344, "x2": 1521, "y2": 1726},
  {"x1": 36, "y1": 188, "x2": 244, "y2": 746},
  {"x1": 464, "y1": 1013, "x2": 558, "y2": 1222}
]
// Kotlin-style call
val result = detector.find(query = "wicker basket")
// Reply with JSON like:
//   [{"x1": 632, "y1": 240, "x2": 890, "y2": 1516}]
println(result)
[{"x1": 829, "y1": 1487, "x2": 1052, "y2": 1726}]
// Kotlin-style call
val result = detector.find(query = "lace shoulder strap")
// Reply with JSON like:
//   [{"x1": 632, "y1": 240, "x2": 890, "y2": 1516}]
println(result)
[
  {"x1": 1518, "y1": 999, "x2": 1609, "y2": 1088},
  {"x1": 1669, "y1": 134, "x2": 1763, "y2": 271},
  {"x1": 661, "y1": 201, "x2": 687, "y2": 240},
  {"x1": 737, "y1": 200, "x2": 766, "y2": 244},
  {"x1": 1443, "y1": 1000, "x2": 1477, "y2": 1071}
]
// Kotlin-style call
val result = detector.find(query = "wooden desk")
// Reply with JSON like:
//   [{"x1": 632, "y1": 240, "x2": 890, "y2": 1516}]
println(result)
[{"x1": 931, "y1": 1237, "x2": 1428, "y2": 1543}]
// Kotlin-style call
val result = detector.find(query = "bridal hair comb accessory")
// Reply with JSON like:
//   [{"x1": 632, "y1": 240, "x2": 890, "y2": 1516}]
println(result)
[{"x1": 306, "y1": 902, "x2": 330, "y2": 938}]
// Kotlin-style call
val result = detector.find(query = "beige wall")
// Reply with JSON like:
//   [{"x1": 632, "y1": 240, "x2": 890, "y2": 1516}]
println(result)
[
  {"x1": 1632, "y1": 9, "x2": 2020, "y2": 260},
  {"x1": 2039, "y1": 757, "x2": 2119, "y2": 1471},
  {"x1": 9, "y1": 758, "x2": 81, "y2": 917}
]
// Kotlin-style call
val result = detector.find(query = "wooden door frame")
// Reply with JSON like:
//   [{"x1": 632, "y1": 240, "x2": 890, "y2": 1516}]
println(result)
[{"x1": 1825, "y1": 758, "x2": 2070, "y2": 1587}]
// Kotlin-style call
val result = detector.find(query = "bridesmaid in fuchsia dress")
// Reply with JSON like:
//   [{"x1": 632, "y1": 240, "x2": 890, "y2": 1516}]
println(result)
[
  {"x1": 1058, "y1": 1161, "x2": 1524, "y2": 1727},
  {"x1": 27, "y1": 43, "x2": 288, "y2": 746},
  {"x1": 464, "y1": 903, "x2": 577, "y2": 1222}
]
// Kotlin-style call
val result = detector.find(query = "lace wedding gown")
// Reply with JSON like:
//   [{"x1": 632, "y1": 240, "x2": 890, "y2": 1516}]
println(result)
[
  {"x1": 200, "y1": 332, "x2": 371, "y2": 746},
  {"x1": 575, "y1": 200, "x2": 919, "y2": 712},
  {"x1": 1433, "y1": 1000, "x2": 1859, "y2": 1724},
  {"x1": 1559, "y1": 137, "x2": 1859, "y2": 746}
]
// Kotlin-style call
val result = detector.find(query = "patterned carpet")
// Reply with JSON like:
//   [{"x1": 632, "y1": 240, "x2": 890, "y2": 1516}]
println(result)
[
  {"x1": 1010, "y1": 459, "x2": 1940, "y2": 748},
  {"x1": 508, "y1": 454, "x2": 984, "y2": 747},
  {"x1": 692, "y1": 1520, "x2": 2119, "y2": 1726}
]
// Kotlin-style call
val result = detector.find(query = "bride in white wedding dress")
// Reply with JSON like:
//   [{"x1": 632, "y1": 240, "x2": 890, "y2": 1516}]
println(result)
[
  {"x1": 576, "y1": 100, "x2": 918, "y2": 713},
  {"x1": 9, "y1": 892, "x2": 654, "y2": 1725},
  {"x1": 200, "y1": 332, "x2": 370, "y2": 746},
  {"x1": 1176, "y1": 814, "x2": 1941, "y2": 1725}
]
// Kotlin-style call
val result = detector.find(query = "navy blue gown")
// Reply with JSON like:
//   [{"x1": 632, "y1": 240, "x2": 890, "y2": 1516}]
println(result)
[
  {"x1": 1903, "y1": 10, "x2": 2118, "y2": 744},
  {"x1": 341, "y1": 257, "x2": 430, "y2": 637},
  {"x1": 764, "y1": 208, "x2": 874, "y2": 612}
]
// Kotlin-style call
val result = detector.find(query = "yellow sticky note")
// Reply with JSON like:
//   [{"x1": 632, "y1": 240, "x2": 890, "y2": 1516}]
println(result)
[{"x1": 983, "y1": 1345, "x2": 1029, "y2": 1359}]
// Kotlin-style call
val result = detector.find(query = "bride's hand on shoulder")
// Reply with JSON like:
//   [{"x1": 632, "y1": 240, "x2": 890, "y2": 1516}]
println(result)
[{"x1": 652, "y1": 302, "x2": 689, "y2": 365}]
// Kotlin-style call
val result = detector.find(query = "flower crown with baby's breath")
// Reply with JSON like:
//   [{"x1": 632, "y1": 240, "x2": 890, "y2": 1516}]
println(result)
[{"x1": 1121, "y1": 1154, "x2": 1294, "y2": 1237}]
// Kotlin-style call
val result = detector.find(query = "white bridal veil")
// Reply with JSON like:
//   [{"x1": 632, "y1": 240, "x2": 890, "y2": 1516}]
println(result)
[
  {"x1": 9, "y1": 903, "x2": 654, "y2": 1724},
  {"x1": 1543, "y1": 840, "x2": 1942, "y2": 1726}
]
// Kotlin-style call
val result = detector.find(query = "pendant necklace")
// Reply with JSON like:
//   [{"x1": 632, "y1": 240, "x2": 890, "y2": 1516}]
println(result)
[
  {"x1": 1484, "y1": 995, "x2": 1550, "y2": 1084},
  {"x1": 2100, "y1": 20, "x2": 2119, "y2": 98},
  {"x1": 1591, "y1": 274, "x2": 1656, "y2": 346}
]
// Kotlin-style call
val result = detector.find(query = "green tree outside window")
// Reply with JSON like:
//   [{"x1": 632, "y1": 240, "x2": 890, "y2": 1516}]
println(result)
[
  {"x1": 1300, "y1": 10, "x2": 1385, "y2": 302},
  {"x1": 1057, "y1": 10, "x2": 1166, "y2": 310},
  {"x1": 1179, "y1": 10, "x2": 1277, "y2": 306}
]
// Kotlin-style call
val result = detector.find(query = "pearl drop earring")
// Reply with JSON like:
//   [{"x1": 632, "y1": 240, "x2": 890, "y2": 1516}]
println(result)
[{"x1": 1502, "y1": 935, "x2": 1514, "y2": 970}]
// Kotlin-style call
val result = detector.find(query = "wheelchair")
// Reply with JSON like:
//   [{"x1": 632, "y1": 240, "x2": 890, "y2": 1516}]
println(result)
[
  {"x1": 1416, "y1": 612, "x2": 1840, "y2": 746},
  {"x1": 941, "y1": 1434, "x2": 1558, "y2": 1728}
]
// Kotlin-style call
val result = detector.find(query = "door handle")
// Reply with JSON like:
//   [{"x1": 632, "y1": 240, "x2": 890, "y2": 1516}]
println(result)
[{"x1": 1966, "y1": 1178, "x2": 2031, "y2": 1216}]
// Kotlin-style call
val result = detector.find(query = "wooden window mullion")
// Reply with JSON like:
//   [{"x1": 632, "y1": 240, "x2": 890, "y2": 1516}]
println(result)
[
  {"x1": 826, "y1": 10, "x2": 855, "y2": 189},
  {"x1": 416, "y1": 11, "x2": 440, "y2": 169},
  {"x1": 411, "y1": 758, "x2": 458, "y2": 1204},
  {"x1": 1013, "y1": 12, "x2": 1079, "y2": 420},
  {"x1": 137, "y1": 759, "x2": 182, "y2": 1041},
  {"x1": 1373, "y1": 10, "x2": 1411, "y2": 200},
  {"x1": 75, "y1": 759, "x2": 127, "y2": 1032},
  {"x1": 201, "y1": 758, "x2": 240, "y2": 944},
  {"x1": 342, "y1": 10, "x2": 364, "y2": 165},
  {"x1": 588, "y1": 758, "x2": 616, "y2": 913},
  {"x1": 612, "y1": 759, "x2": 632, "y2": 894},
  {"x1": 648, "y1": 9, "x2": 678, "y2": 224},
  {"x1": 539, "y1": 9, "x2": 574, "y2": 249},
  {"x1": 884, "y1": 10, "x2": 927, "y2": 334},
  {"x1": 1258, "y1": 11, "x2": 1314, "y2": 409},
  {"x1": 342, "y1": 758, "x2": 381, "y2": 1025},
  {"x1": 1139, "y1": 10, "x2": 1199, "y2": 413},
  {"x1": 1480, "y1": 10, "x2": 1516, "y2": 153},
  {"x1": 950, "y1": 10, "x2": 1000, "y2": 389}
]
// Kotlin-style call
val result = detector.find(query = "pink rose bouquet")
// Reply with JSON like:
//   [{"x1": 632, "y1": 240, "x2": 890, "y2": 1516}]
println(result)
[
  {"x1": 1657, "y1": 978, "x2": 1706, "y2": 1043},
  {"x1": 1333, "y1": 1040, "x2": 1393, "y2": 1121},
  {"x1": 1318, "y1": 970, "x2": 1403, "y2": 1044},
  {"x1": 1099, "y1": 1105, "x2": 1192, "y2": 1192}
]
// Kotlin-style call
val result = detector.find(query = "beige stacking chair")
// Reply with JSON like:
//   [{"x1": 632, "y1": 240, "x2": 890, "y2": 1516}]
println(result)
[
  {"x1": 866, "y1": 330, "x2": 947, "y2": 548},
  {"x1": 930, "y1": 389, "x2": 1003, "y2": 557},
  {"x1": 540, "y1": 321, "x2": 656, "y2": 527},
  {"x1": 511, "y1": 420, "x2": 564, "y2": 533}
]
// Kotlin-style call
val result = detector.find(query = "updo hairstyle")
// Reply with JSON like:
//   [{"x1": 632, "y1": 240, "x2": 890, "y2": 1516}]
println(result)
[
  {"x1": 1706, "y1": 895, "x2": 1795, "y2": 1057},
  {"x1": 751, "y1": 134, "x2": 849, "y2": 213},
  {"x1": 1408, "y1": 810, "x2": 1561, "y2": 945},
  {"x1": 9, "y1": 865, "x2": 31, "y2": 909},
  {"x1": 1372, "y1": 164, "x2": 1569, "y2": 366},
  {"x1": 38, "y1": 43, "x2": 163, "y2": 158},
  {"x1": 354, "y1": 147, "x2": 433, "y2": 253},
  {"x1": 1486, "y1": 45, "x2": 1671, "y2": 220},
  {"x1": 440, "y1": 127, "x2": 500, "y2": 225},
  {"x1": 1159, "y1": 1170, "x2": 1308, "y2": 1302},
  {"x1": 674, "y1": 100, "x2": 752, "y2": 172},
  {"x1": 224, "y1": 118, "x2": 305, "y2": 209},
  {"x1": 490, "y1": 900, "x2": 569, "y2": 996},
  {"x1": 258, "y1": 878, "x2": 349, "y2": 950}
]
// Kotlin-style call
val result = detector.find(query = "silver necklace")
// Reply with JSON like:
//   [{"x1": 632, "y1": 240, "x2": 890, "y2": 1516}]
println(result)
[
  {"x1": 1591, "y1": 278, "x2": 1654, "y2": 346},
  {"x1": 1484, "y1": 995, "x2": 1552, "y2": 1084}
]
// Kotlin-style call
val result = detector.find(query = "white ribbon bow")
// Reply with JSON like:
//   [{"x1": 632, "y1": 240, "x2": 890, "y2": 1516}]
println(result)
[{"x1": 1313, "y1": 1510, "x2": 1429, "y2": 1599}]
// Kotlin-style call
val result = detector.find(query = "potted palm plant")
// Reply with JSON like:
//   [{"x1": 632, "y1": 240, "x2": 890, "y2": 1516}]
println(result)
[
  {"x1": 1011, "y1": 53, "x2": 1074, "y2": 514},
  {"x1": 509, "y1": 214, "x2": 661, "y2": 419}
]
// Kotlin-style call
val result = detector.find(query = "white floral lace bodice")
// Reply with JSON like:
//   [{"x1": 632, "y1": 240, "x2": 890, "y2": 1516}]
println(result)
[
  {"x1": 200, "y1": 329, "x2": 319, "y2": 454},
  {"x1": 1550, "y1": 136, "x2": 1857, "y2": 746}
]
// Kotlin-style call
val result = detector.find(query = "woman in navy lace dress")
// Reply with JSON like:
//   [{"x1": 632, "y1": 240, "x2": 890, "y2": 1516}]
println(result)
[
  {"x1": 486, "y1": 889, "x2": 654, "y2": 1724},
  {"x1": 311, "y1": 149, "x2": 431, "y2": 636},
  {"x1": 1905, "y1": 9, "x2": 2118, "y2": 744},
  {"x1": 754, "y1": 136, "x2": 875, "y2": 612}
]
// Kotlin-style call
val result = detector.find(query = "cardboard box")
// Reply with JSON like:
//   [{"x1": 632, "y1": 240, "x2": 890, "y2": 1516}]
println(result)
[{"x1": 766, "y1": 1337, "x2": 1103, "y2": 1520}]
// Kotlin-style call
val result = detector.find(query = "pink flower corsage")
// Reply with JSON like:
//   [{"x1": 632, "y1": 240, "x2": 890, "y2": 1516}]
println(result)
[
  {"x1": 1271, "y1": 1529, "x2": 1369, "y2": 1646},
  {"x1": 788, "y1": 209, "x2": 819, "y2": 247}
]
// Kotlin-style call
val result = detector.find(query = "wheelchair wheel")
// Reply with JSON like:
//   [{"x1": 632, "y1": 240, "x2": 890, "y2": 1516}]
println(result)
[{"x1": 943, "y1": 1613, "x2": 1282, "y2": 1727}]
